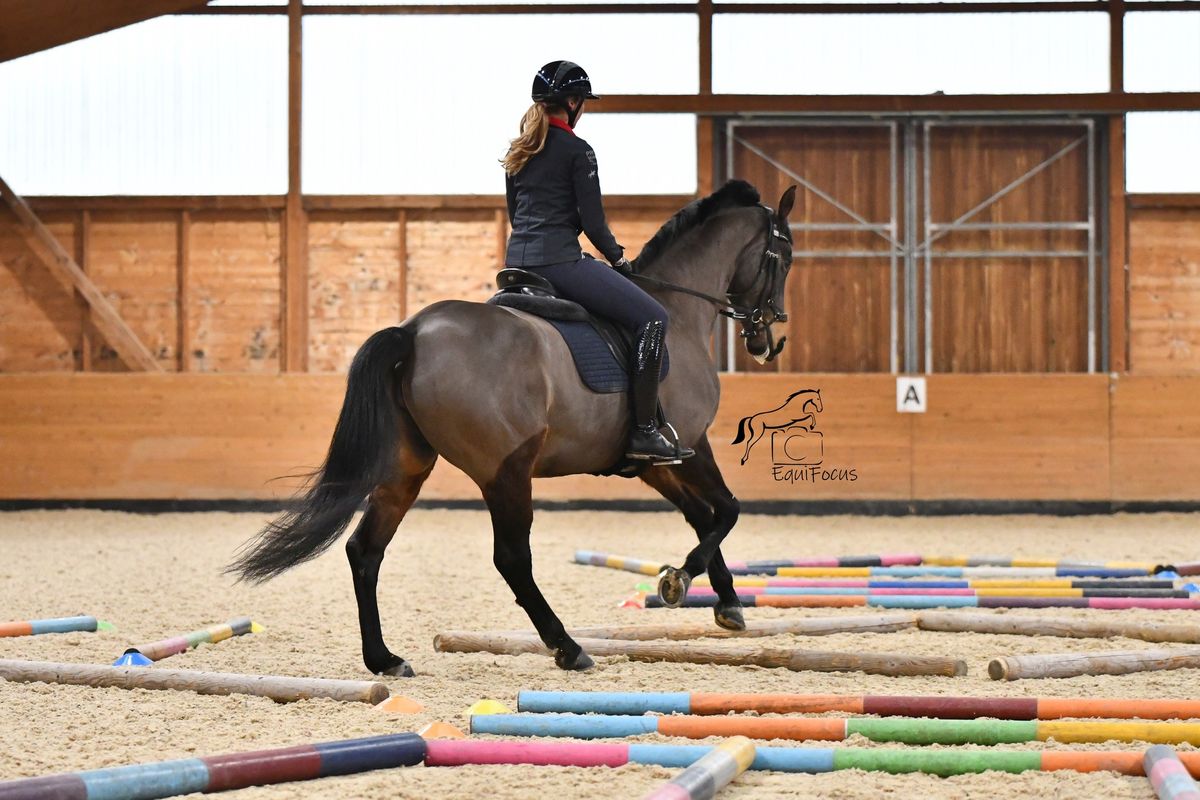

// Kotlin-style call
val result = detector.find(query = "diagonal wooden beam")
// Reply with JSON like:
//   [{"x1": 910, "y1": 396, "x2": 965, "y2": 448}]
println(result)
[{"x1": 0, "y1": 175, "x2": 161, "y2": 372}]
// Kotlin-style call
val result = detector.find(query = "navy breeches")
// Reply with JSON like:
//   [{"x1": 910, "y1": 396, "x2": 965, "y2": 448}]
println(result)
[{"x1": 526, "y1": 256, "x2": 668, "y2": 332}]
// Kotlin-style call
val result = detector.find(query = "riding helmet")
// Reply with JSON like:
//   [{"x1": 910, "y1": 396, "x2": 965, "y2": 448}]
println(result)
[{"x1": 531, "y1": 61, "x2": 600, "y2": 104}]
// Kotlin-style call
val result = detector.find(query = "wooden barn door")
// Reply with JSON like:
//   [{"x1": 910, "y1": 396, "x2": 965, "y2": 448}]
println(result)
[{"x1": 725, "y1": 118, "x2": 1100, "y2": 374}]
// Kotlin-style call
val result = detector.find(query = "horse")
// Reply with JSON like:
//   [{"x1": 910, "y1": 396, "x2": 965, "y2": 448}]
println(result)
[
  {"x1": 730, "y1": 389, "x2": 823, "y2": 465},
  {"x1": 229, "y1": 179, "x2": 797, "y2": 676}
]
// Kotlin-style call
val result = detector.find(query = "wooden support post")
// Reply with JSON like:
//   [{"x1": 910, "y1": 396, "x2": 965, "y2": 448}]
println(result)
[
  {"x1": 282, "y1": 0, "x2": 308, "y2": 372},
  {"x1": 177, "y1": 210, "x2": 191, "y2": 372},
  {"x1": 1110, "y1": 0, "x2": 1125, "y2": 95},
  {"x1": 0, "y1": 175, "x2": 160, "y2": 371},
  {"x1": 434, "y1": 632, "x2": 967, "y2": 677},
  {"x1": 397, "y1": 208, "x2": 408, "y2": 319},
  {"x1": 697, "y1": 0, "x2": 714, "y2": 196},
  {"x1": 1108, "y1": 115, "x2": 1128, "y2": 372},
  {"x1": 76, "y1": 210, "x2": 91, "y2": 371},
  {"x1": 989, "y1": 648, "x2": 1200, "y2": 681},
  {"x1": 494, "y1": 208, "x2": 507, "y2": 270},
  {"x1": 920, "y1": 611, "x2": 1200, "y2": 644},
  {"x1": 0, "y1": 659, "x2": 388, "y2": 704}
]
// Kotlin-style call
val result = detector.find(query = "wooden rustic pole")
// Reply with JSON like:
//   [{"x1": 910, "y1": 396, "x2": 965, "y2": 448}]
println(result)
[
  {"x1": 282, "y1": 0, "x2": 309, "y2": 371},
  {"x1": 177, "y1": 209, "x2": 192, "y2": 372},
  {"x1": 529, "y1": 614, "x2": 919, "y2": 641},
  {"x1": 0, "y1": 659, "x2": 388, "y2": 704},
  {"x1": 919, "y1": 611, "x2": 1200, "y2": 644},
  {"x1": 434, "y1": 632, "x2": 967, "y2": 677},
  {"x1": 989, "y1": 648, "x2": 1200, "y2": 681},
  {"x1": 0, "y1": 175, "x2": 160, "y2": 371}
]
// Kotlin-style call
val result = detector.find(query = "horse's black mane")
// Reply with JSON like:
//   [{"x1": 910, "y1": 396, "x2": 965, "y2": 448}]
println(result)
[{"x1": 633, "y1": 180, "x2": 761, "y2": 271}]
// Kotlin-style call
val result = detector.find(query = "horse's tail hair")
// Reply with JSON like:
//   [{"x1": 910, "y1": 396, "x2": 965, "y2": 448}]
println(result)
[
  {"x1": 227, "y1": 326, "x2": 412, "y2": 584},
  {"x1": 731, "y1": 414, "x2": 753, "y2": 445}
]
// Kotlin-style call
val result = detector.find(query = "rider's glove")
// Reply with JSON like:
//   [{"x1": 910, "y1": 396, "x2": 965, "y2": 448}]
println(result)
[{"x1": 612, "y1": 257, "x2": 634, "y2": 276}]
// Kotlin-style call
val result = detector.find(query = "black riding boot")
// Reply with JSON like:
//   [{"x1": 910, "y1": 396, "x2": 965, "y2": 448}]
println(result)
[{"x1": 626, "y1": 320, "x2": 694, "y2": 464}]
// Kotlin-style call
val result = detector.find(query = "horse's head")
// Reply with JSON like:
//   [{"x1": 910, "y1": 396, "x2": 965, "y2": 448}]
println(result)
[{"x1": 733, "y1": 186, "x2": 796, "y2": 365}]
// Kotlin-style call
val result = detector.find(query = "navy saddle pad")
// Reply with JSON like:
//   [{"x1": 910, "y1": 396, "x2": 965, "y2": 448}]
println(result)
[{"x1": 486, "y1": 291, "x2": 667, "y2": 394}]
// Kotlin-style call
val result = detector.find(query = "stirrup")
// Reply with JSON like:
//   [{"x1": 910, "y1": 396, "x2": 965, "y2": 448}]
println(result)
[{"x1": 626, "y1": 423, "x2": 692, "y2": 466}]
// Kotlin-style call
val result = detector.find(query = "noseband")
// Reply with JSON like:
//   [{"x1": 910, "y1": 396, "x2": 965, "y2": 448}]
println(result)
[{"x1": 629, "y1": 204, "x2": 792, "y2": 361}]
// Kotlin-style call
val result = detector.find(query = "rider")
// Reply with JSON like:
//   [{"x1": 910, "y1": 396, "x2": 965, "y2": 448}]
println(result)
[{"x1": 502, "y1": 60, "x2": 693, "y2": 465}]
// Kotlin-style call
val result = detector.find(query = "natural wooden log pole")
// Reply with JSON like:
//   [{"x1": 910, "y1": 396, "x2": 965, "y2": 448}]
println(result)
[
  {"x1": 988, "y1": 648, "x2": 1200, "y2": 681},
  {"x1": 919, "y1": 611, "x2": 1200, "y2": 644},
  {"x1": 434, "y1": 633, "x2": 967, "y2": 677},
  {"x1": 0, "y1": 659, "x2": 388, "y2": 704},
  {"x1": 492, "y1": 614, "x2": 919, "y2": 642}
]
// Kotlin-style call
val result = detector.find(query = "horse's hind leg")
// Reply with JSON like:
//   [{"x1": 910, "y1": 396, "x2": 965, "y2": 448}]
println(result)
[
  {"x1": 483, "y1": 433, "x2": 592, "y2": 671},
  {"x1": 346, "y1": 413, "x2": 436, "y2": 676},
  {"x1": 641, "y1": 438, "x2": 744, "y2": 629}
]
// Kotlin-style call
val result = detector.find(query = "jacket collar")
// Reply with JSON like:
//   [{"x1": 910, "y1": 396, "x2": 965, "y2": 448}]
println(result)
[{"x1": 547, "y1": 116, "x2": 575, "y2": 135}]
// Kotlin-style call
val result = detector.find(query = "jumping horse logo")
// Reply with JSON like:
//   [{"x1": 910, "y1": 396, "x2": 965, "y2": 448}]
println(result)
[{"x1": 731, "y1": 389, "x2": 823, "y2": 466}]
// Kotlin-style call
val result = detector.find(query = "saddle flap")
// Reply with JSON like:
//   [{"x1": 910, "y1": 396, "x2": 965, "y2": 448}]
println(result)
[{"x1": 496, "y1": 268, "x2": 556, "y2": 295}]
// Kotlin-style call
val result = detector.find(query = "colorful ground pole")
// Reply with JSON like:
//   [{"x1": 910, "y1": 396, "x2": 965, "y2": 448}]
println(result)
[
  {"x1": 516, "y1": 691, "x2": 1200, "y2": 722},
  {"x1": 424, "y1": 740, "x2": 1200, "y2": 778},
  {"x1": 1146, "y1": 745, "x2": 1200, "y2": 800},
  {"x1": 470, "y1": 713, "x2": 1200, "y2": 747},
  {"x1": 723, "y1": 555, "x2": 922, "y2": 570},
  {"x1": 122, "y1": 616, "x2": 257, "y2": 662},
  {"x1": 642, "y1": 737, "x2": 755, "y2": 800},
  {"x1": 680, "y1": 587, "x2": 1187, "y2": 598},
  {"x1": 574, "y1": 551, "x2": 667, "y2": 576},
  {"x1": 0, "y1": 616, "x2": 98, "y2": 637},
  {"x1": 0, "y1": 733, "x2": 426, "y2": 800},
  {"x1": 643, "y1": 594, "x2": 1200, "y2": 610},
  {"x1": 694, "y1": 577, "x2": 1177, "y2": 590},
  {"x1": 737, "y1": 566, "x2": 1157, "y2": 578},
  {"x1": 922, "y1": 556, "x2": 1166, "y2": 570}
]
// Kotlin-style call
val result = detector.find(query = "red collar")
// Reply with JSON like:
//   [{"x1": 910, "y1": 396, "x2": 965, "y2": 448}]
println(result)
[{"x1": 547, "y1": 117, "x2": 575, "y2": 135}]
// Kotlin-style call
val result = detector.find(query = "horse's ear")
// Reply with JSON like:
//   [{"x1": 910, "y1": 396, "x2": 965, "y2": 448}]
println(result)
[{"x1": 777, "y1": 185, "x2": 797, "y2": 224}]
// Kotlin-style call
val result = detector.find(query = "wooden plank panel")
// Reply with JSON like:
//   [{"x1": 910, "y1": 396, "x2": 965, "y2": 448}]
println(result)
[
  {"x1": 0, "y1": 374, "x2": 909, "y2": 501},
  {"x1": 0, "y1": 374, "x2": 341, "y2": 500},
  {"x1": 709, "y1": 374, "x2": 912, "y2": 500},
  {"x1": 1111, "y1": 375, "x2": 1200, "y2": 500},
  {"x1": 187, "y1": 214, "x2": 282, "y2": 373},
  {"x1": 731, "y1": 125, "x2": 895, "y2": 373},
  {"x1": 406, "y1": 211, "x2": 497, "y2": 312},
  {"x1": 928, "y1": 124, "x2": 1090, "y2": 373},
  {"x1": 1128, "y1": 208, "x2": 1200, "y2": 374},
  {"x1": 0, "y1": 211, "x2": 80, "y2": 372},
  {"x1": 86, "y1": 214, "x2": 179, "y2": 372},
  {"x1": 912, "y1": 375, "x2": 1110, "y2": 499},
  {"x1": 307, "y1": 217, "x2": 402, "y2": 373}
]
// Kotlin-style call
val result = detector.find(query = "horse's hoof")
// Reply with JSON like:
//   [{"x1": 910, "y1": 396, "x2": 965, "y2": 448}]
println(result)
[
  {"x1": 554, "y1": 648, "x2": 595, "y2": 671},
  {"x1": 372, "y1": 655, "x2": 416, "y2": 677},
  {"x1": 657, "y1": 567, "x2": 692, "y2": 609},
  {"x1": 714, "y1": 602, "x2": 746, "y2": 631}
]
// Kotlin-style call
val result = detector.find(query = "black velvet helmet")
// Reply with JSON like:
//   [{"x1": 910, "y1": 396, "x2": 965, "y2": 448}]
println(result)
[{"x1": 531, "y1": 61, "x2": 600, "y2": 104}]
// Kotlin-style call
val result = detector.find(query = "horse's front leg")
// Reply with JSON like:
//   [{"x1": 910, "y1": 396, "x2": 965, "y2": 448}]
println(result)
[
  {"x1": 641, "y1": 438, "x2": 744, "y2": 630},
  {"x1": 482, "y1": 438, "x2": 592, "y2": 671}
]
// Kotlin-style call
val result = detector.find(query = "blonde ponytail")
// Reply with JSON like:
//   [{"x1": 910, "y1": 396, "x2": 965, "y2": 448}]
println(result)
[{"x1": 502, "y1": 104, "x2": 550, "y2": 176}]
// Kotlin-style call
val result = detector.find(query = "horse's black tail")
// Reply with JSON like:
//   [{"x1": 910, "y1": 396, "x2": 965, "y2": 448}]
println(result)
[
  {"x1": 730, "y1": 414, "x2": 753, "y2": 445},
  {"x1": 228, "y1": 326, "x2": 413, "y2": 584}
]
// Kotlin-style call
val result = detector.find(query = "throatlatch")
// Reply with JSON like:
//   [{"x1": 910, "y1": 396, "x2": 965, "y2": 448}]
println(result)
[{"x1": 626, "y1": 320, "x2": 694, "y2": 465}]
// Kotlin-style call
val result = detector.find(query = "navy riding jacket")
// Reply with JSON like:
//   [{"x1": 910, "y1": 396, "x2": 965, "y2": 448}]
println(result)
[{"x1": 505, "y1": 117, "x2": 624, "y2": 267}]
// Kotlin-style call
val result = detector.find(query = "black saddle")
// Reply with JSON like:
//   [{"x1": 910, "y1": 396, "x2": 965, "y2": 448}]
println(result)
[{"x1": 486, "y1": 268, "x2": 667, "y2": 394}]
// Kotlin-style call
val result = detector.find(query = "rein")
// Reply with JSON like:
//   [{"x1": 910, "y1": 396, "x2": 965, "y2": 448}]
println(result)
[{"x1": 628, "y1": 204, "x2": 792, "y2": 360}]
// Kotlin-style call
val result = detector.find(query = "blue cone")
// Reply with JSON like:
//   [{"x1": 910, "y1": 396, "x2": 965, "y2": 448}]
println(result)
[
  {"x1": 1157, "y1": 570, "x2": 1180, "y2": 579},
  {"x1": 112, "y1": 651, "x2": 152, "y2": 667},
  {"x1": 1184, "y1": 583, "x2": 1199, "y2": 594}
]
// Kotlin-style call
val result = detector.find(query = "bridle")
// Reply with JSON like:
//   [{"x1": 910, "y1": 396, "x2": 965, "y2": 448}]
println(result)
[{"x1": 629, "y1": 204, "x2": 793, "y2": 361}]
